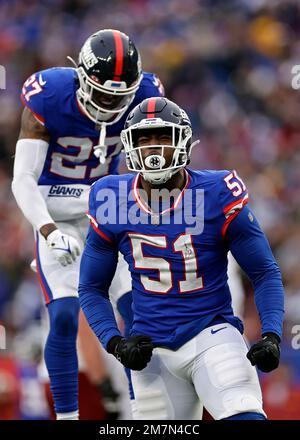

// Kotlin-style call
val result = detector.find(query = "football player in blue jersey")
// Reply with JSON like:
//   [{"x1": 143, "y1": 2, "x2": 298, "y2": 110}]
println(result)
[
  {"x1": 12, "y1": 29, "x2": 164, "y2": 420},
  {"x1": 79, "y1": 97, "x2": 284, "y2": 420}
]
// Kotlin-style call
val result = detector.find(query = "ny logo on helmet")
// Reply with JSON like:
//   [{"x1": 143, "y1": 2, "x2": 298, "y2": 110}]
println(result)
[{"x1": 81, "y1": 40, "x2": 98, "y2": 69}]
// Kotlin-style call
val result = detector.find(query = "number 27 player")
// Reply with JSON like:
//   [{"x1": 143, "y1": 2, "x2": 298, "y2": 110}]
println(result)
[{"x1": 12, "y1": 30, "x2": 164, "y2": 419}]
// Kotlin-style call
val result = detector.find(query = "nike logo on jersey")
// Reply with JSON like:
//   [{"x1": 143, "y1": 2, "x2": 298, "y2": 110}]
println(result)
[
  {"x1": 211, "y1": 326, "x2": 227, "y2": 334},
  {"x1": 39, "y1": 74, "x2": 47, "y2": 86}
]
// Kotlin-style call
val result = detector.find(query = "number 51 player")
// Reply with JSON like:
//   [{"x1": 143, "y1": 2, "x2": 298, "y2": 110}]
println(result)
[{"x1": 79, "y1": 97, "x2": 284, "y2": 420}]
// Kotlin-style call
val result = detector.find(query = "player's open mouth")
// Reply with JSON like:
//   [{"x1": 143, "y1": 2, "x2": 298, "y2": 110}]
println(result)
[{"x1": 92, "y1": 90, "x2": 128, "y2": 110}]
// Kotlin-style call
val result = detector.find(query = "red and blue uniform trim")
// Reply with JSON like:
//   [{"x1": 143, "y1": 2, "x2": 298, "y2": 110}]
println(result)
[
  {"x1": 20, "y1": 94, "x2": 45, "y2": 125},
  {"x1": 87, "y1": 212, "x2": 114, "y2": 244},
  {"x1": 35, "y1": 232, "x2": 53, "y2": 304}
]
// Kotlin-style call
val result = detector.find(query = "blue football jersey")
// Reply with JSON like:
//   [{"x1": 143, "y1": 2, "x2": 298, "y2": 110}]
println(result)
[
  {"x1": 20, "y1": 67, "x2": 164, "y2": 186},
  {"x1": 87, "y1": 168, "x2": 249, "y2": 349}
]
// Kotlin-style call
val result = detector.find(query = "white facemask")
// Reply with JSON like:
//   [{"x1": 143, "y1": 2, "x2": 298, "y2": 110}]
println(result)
[{"x1": 121, "y1": 119, "x2": 199, "y2": 184}]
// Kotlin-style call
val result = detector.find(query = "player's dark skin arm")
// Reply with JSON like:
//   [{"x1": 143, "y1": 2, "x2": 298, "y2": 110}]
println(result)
[
  {"x1": 18, "y1": 107, "x2": 50, "y2": 141},
  {"x1": 18, "y1": 107, "x2": 56, "y2": 239}
]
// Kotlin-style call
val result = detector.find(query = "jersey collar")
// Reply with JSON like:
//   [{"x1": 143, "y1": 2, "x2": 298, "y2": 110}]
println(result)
[{"x1": 132, "y1": 169, "x2": 191, "y2": 217}]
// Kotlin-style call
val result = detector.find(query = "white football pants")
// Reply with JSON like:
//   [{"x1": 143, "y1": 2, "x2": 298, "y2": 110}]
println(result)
[
  {"x1": 34, "y1": 216, "x2": 131, "y2": 304},
  {"x1": 131, "y1": 322, "x2": 266, "y2": 420},
  {"x1": 34, "y1": 216, "x2": 133, "y2": 419}
]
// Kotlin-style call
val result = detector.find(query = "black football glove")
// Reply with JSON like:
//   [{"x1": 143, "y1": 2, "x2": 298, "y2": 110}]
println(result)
[
  {"x1": 98, "y1": 377, "x2": 121, "y2": 420},
  {"x1": 247, "y1": 332, "x2": 280, "y2": 373},
  {"x1": 107, "y1": 335, "x2": 153, "y2": 371}
]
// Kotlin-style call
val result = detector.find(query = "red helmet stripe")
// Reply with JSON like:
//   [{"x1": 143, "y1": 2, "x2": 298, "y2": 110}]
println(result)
[
  {"x1": 113, "y1": 30, "x2": 124, "y2": 81},
  {"x1": 147, "y1": 97, "x2": 156, "y2": 118}
]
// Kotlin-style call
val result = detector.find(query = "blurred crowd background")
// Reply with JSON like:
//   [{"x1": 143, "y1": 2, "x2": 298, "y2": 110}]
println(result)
[{"x1": 0, "y1": 0, "x2": 299, "y2": 419}]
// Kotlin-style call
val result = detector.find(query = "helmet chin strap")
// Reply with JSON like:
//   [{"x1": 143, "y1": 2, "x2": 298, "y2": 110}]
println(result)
[
  {"x1": 142, "y1": 167, "x2": 180, "y2": 185},
  {"x1": 93, "y1": 123, "x2": 107, "y2": 165},
  {"x1": 67, "y1": 55, "x2": 78, "y2": 68},
  {"x1": 190, "y1": 139, "x2": 200, "y2": 153}
]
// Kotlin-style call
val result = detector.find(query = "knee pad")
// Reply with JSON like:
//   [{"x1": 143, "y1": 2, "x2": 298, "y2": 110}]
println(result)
[
  {"x1": 134, "y1": 386, "x2": 170, "y2": 420},
  {"x1": 48, "y1": 297, "x2": 79, "y2": 337}
]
